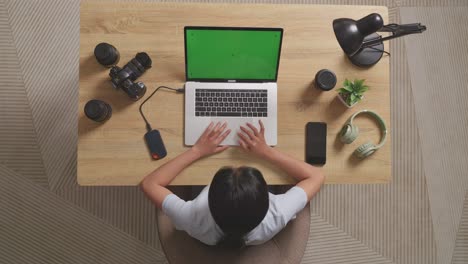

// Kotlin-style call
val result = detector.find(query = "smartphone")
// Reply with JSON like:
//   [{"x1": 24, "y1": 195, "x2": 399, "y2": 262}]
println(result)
[{"x1": 305, "y1": 122, "x2": 327, "y2": 165}]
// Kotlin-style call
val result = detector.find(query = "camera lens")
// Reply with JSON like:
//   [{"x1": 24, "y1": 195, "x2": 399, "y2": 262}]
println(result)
[
  {"x1": 84, "y1": 100, "x2": 112, "y2": 122},
  {"x1": 125, "y1": 52, "x2": 152, "y2": 81},
  {"x1": 135, "y1": 52, "x2": 152, "y2": 69},
  {"x1": 94, "y1": 43, "x2": 120, "y2": 67},
  {"x1": 108, "y1": 52, "x2": 152, "y2": 101}
]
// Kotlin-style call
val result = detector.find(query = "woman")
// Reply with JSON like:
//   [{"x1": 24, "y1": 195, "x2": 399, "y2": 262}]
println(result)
[{"x1": 141, "y1": 120, "x2": 324, "y2": 247}]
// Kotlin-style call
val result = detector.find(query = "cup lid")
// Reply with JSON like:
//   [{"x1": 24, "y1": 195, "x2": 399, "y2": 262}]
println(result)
[{"x1": 315, "y1": 69, "x2": 337, "y2": 91}]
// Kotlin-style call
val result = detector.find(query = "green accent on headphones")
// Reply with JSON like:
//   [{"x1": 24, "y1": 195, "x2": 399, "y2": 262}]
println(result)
[{"x1": 339, "y1": 110, "x2": 387, "y2": 159}]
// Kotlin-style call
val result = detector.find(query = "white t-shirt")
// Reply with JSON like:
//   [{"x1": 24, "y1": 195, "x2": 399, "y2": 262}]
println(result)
[{"x1": 162, "y1": 185, "x2": 308, "y2": 246}]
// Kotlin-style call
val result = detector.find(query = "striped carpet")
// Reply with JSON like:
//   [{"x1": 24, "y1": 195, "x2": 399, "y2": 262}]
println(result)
[
  {"x1": 451, "y1": 191, "x2": 468, "y2": 264},
  {"x1": 0, "y1": 0, "x2": 48, "y2": 188},
  {"x1": 401, "y1": 6, "x2": 468, "y2": 264},
  {"x1": 0, "y1": 0, "x2": 466, "y2": 263},
  {"x1": 0, "y1": 164, "x2": 167, "y2": 264}
]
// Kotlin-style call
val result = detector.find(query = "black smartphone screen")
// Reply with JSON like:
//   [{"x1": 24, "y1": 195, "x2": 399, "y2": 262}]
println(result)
[{"x1": 305, "y1": 122, "x2": 327, "y2": 165}]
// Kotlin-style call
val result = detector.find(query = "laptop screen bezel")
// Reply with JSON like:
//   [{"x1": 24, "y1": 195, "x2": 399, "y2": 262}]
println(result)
[{"x1": 184, "y1": 26, "x2": 284, "y2": 83}]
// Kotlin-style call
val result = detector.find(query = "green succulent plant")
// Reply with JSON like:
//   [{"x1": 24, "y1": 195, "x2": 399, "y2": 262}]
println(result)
[{"x1": 338, "y1": 79, "x2": 369, "y2": 106}]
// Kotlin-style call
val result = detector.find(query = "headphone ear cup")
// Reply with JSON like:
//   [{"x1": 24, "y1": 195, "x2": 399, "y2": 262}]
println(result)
[
  {"x1": 340, "y1": 124, "x2": 359, "y2": 144},
  {"x1": 354, "y1": 142, "x2": 376, "y2": 159}
]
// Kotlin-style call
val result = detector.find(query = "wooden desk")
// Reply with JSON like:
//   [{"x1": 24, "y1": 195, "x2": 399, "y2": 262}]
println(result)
[{"x1": 79, "y1": 2, "x2": 390, "y2": 185}]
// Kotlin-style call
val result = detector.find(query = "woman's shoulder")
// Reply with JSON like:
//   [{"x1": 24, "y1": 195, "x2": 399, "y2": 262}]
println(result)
[{"x1": 245, "y1": 187, "x2": 308, "y2": 245}]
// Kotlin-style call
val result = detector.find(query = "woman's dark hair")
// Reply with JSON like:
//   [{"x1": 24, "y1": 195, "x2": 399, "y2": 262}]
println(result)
[{"x1": 208, "y1": 166, "x2": 269, "y2": 248}]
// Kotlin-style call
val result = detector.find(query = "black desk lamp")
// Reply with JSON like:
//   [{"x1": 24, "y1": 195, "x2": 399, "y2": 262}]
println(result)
[{"x1": 333, "y1": 13, "x2": 426, "y2": 67}]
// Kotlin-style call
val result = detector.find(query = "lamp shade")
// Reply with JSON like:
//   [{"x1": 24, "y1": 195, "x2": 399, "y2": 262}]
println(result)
[{"x1": 333, "y1": 13, "x2": 384, "y2": 56}]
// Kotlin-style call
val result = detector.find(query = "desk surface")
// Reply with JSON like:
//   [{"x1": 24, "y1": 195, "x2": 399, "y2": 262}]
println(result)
[{"x1": 79, "y1": 2, "x2": 390, "y2": 185}]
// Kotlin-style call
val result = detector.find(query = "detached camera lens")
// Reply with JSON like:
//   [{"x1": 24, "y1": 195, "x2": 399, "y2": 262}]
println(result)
[
  {"x1": 84, "y1": 100, "x2": 112, "y2": 122},
  {"x1": 94, "y1": 43, "x2": 120, "y2": 67}
]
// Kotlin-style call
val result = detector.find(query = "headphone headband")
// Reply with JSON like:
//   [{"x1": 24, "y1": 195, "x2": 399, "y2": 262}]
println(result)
[{"x1": 347, "y1": 110, "x2": 387, "y2": 148}]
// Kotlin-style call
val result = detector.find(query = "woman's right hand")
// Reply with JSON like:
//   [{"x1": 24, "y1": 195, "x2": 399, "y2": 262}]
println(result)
[
  {"x1": 192, "y1": 121, "x2": 231, "y2": 158},
  {"x1": 238, "y1": 120, "x2": 272, "y2": 158}
]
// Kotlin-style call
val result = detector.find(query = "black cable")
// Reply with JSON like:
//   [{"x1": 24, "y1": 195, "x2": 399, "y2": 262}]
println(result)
[
  {"x1": 383, "y1": 24, "x2": 398, "y2": 29},
  {"x1": 139, "y1": 86, "x2": 184, "y2": 132},
  {"x1": 367, "y1": 46, "x2": 391, "y2": 56}
]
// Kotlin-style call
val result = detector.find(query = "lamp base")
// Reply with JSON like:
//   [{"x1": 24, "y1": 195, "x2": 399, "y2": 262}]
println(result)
[{"x1": 348, "y1": 33, "x2": 384, "y2": 67}]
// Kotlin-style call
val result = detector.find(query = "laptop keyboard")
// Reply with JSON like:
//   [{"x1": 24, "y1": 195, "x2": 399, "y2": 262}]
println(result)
[{"x1": 195, "y1": 89, "x2": 268, "y2": 117}]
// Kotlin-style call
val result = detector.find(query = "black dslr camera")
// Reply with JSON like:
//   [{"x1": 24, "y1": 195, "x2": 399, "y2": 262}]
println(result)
[
  {"x1": 94, "y1": 43, "x2": 152, "y2": 101},
  {"x1": 109, "y1": 52, "x2": 152, "y2": 101}
]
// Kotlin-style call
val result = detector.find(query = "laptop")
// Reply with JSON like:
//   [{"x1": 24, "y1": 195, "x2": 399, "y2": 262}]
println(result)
[{"x1": 184, "y1": 26, "x2": 283, "y2": 146}]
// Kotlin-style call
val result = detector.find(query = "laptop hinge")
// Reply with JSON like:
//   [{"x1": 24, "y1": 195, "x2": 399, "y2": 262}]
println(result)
[{"x1": 227, "y1": 80, "x2": 236, "y2": 83}]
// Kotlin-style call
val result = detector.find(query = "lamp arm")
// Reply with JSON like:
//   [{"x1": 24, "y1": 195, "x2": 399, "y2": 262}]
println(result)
[{"x1": 361, "y1": 23, "x2": 427, "y2": 48}]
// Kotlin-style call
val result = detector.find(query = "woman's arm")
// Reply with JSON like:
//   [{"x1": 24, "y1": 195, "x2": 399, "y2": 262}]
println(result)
[
  {"x1": 141, "y1": 122, "x2": 231, "y2": 209},
  {"x1": 238, "y1": 121, "x2": 324, "y2": 200}
]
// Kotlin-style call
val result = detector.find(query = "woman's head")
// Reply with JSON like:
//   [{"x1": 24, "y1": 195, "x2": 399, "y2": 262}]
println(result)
[{"x1": 208, "y1": 166, "x2": 269, "y2": 248}]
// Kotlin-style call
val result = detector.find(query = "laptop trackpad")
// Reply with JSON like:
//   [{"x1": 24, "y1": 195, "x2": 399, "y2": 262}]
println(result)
[{"x1": 210, "y1": 118, "x2": 253, "y2": 146}]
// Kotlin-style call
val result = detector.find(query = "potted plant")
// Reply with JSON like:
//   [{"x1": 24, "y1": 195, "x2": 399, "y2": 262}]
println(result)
[{"x1": 337, "y1": 79, "x2": 369, "y2": 108}]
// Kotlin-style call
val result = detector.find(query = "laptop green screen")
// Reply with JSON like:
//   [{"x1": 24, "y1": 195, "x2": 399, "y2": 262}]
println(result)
[{"x1": 185, "y1": 27, "x2": 283, "y2": 81}]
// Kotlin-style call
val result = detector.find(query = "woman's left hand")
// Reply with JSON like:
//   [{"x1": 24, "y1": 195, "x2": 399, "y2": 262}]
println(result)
[{"x1": 192, "y1": 122, "x2": 231, "y2": 158}]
